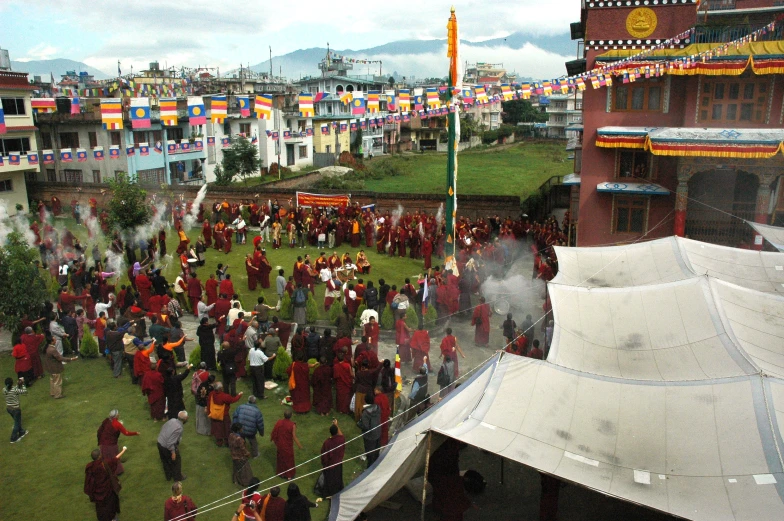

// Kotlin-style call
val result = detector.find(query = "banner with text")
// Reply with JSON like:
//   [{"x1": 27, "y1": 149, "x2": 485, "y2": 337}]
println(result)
[{"x1": 296, "y1": 192, "x2": 350, "y2": 208}]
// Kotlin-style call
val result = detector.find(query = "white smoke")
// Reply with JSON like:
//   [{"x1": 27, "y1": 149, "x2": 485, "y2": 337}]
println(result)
[
  {"x1": 183, "y1": 184, "x2": 208, "y2": 230},
  {"x1": 435, "y1": 203, "x2": 444, "y2": 227},
  {"x1": 0, "y1": 202, "x2": 16, "y2": 246},
  {"x1": 390, "y1": 204, "x2": 404, "y2": 228}
]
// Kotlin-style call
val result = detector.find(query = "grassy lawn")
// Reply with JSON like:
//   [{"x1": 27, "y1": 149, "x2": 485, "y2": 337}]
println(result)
[
  {"x1": 0, "y1": 218, "x2": 430, "y2": 521},
  {"x1": 363, "y1": 140, "x2": 572, "y2": 197}
]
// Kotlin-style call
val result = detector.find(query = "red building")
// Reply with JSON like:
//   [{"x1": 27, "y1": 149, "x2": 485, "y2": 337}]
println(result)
[{"x1": 571, "y1": 0, "x2": 784, "y2": 248}]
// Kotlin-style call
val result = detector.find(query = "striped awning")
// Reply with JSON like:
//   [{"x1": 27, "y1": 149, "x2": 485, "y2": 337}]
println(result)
[{"x1": 596, "y1": 127, "x2": 653, "y2": 149}]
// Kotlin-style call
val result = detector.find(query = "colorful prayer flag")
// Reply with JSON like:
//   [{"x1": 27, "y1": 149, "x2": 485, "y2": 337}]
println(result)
[
  {"x1": 130, "y1": 97, "x2": 151, "y2": 129},
  {"x1": 221, "y1": 137, "x2": 231, "y2": 148},
  {"x1": 251, "y1": 135, "x2": 258, "y2": 144},
  {"x1": 501, "y1": 84, "x2": 513, "y2": 101},
  {"x1": 314, "y1": 92, "x2": 329, "y2": 103},
  {"x1": 187, "y1": 96, "x2": 207, "y2": 125},
  {"x1": 31, "y1": 98, "x2": 56, "y2": 114},
  {"x1": 395, "y1": 348, "x2": 402, "y2": 395},
  {"x1": 461, "y1": 88, "x2": 473, "y2": 104},
  {"x1": 109, "y1": 146, "x2": 120, "y2": 159},
  {"x1": 321, "y1": 124, "x2": 330, "y2": 135},
  {"x1": 70, "y1": 97, "x2": 80, "y2": 115},
  {"x1": 154, "y1": 141, "x2": 163, "y2": 154},
  {"x1": 398, "y1": 89, "x2": 410, "y2": 111},
  {"x1": 211, "y1": 95, "x2": 227, "y2": 123},
  {"x1": 298, "y1": 93, "x2": 314, "y2": 117},
  {"x1": 126, "y1": 145, "x2": 136, "y2": 157},
  {"x1": 139, "y1": 143, "x2": 150, "y2": 156},
  {"x1": 27, "y1": 152, "x2": 38, "y2": 165},
  {"x1": 542, "y1": 81, "x2": 552, "y2": 96},
  {"x1": 0, "y1": 106, "x2": 5, "y2": 134},
  {"x1": 339, "y1": 91, "x2": 353, "y2": 105},
  {"x1": 60, "y1": 149, "x2": 73, "y2": 162},
  {"x1": 93, "y1": 147, "x2": 104, "y2": 161},
  {"x1": 100, "y1": 99, "x2": 123, "y2": 130},
  {"x1": 351, "y1": 92, "x2": 365, "y2": 115},
  {"x1": 385, "y1": 90, "x2": 396, "y2": 112},
  {"x1": 237, "y1": 95, "x2": 251, "y2": 117},
  {"x1": 426, "y1": 87, "x2": 440, "y2": 108},
  {"x1": 159, "y1": 98, "x2": 178, "y2": 126},
  {"x1": 367, "y1": 91, "x2": 380, "y2": 113},
  {"x1": 194, "y1": 139, "x2": 204, "y2": 150},
  {"x1": 207, "y1": 136, "x2": 216, "y2": 147},
  {"x1": 255, "y1": 94, "x2": 272, "y2": 119},
  {"x1": 167, "y1": 141, "x2": 177, "y2": 154},
  {"x1": 475, "y1": 86, "x2": 488, "y2": 104},
  {"x1": 9, "y1": 152, "x2": 20, "y2": 166}
]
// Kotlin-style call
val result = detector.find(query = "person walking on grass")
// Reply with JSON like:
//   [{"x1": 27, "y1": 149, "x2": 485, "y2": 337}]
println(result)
[
  {"x1": 157, "y1": 411, "x2": 188, "y2": 482},
  {"x1": 44, "y1": 337, "x2": 77, "y2": 399},
  {"x1": 163, "y1": 481, "x2": 197, "y2": 521},
  {"x1": 4, "y1": 377, "x2": 27, "y2": 443},
  {"x1": 84, "y1": 446, "x2": 127, "y2": 521},
  {"x1": 271, "y1": 408, "x2": 303, "y2": 479}
]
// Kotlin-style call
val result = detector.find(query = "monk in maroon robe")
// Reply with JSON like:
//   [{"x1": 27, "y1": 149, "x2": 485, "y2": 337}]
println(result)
[
  {"x1": 320, "y1": 421, "x2": 346, "y2": 497},
  {"x1": 84, "y1": 449, "x2": 123, "y2": 521},
  {"x1": 287, "y1": 355, "x2": 311, "y2": 414},
  {"x1": 333, "y1": 353, "x2": 353, "y2": 415},
  {"x1": 270, "y1": 409, "x2": 303, "y2": 479},
  {"x1": 202, "y1": 220, "x2": 212, "y2": 247},
  {"x1": 311, "y1": 360, "x2": 333, "y2": 415},
  {"x1": 135, "y1": 271, "x2": 153, "y2": 310},
  {"x1": 208, "y1": 385, "x2": 242, "y2": 447},
  {"x1": 395, "y1": 317, "x2": 413, "y2": 363},
  {"x1": 20, "y1": 329, "x2": 45, "y2": 379},
  {"x1": 142, "y1": 370, "x2": 166, "y2": 420},
  {"x1": 258, "y1": 252, "x2": 272, "y2": 289},
  {"x1": 409, "y1": 325, "x2": 431, "y2": 373},
  {"x1": 471, "y1": 297, "x2": 491, "y2": 347},
  {"x1": 374, "y1": 388, "x2": 391, "y2": 446},
  {"x1": 422, "y1": 237, "x2": 434, "y2": 269}
]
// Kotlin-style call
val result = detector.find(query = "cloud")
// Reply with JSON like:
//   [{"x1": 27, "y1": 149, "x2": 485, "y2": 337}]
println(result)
[{"x1": 17, "y1": 43, "x2": 59, "y2": 61}]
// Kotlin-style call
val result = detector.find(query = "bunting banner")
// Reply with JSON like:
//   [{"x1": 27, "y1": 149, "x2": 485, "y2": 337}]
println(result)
[
  {"x1": 188, "y1": 96, "x2": 206, "y2": 125},
  {"x1": 194, "y1": 138, "x2": 204, "y2": 150},
  {"x1": 70, "y1": 97, "x2": 80, "y2": 115},
  {"x1": 100, "y1": 99, "x2": 123, "y2": 129},
  {"x1": 385, "y1": 90, "x2": 396, "y2": 112},
  {"x1": 283, "y1": 130, "x2": 291, "y2": 139},
  {"x1": 351, "y1": 92, "x2": 365, "y2": 115},
  {"x1": 139, "y1": 143, "x2": 150, "y2": 156},
  {"x1": 321, "y1": 124, "x2": 329, "y2": 135},
  {"x1": 237, "y1": 95, "x2": 251, "y2": 117},
  {"x1": 339, "y1": 91, "x2": 353, "y2": 106},
  {"x1": 167, "y1": 141, "x2": 177, "y2": 154},
  {"x1": 42, "y1": 150, "x2": 55, "y2": 164},
  {"x1": 296, "y1": 191, "x2": 350, "y2": 208},
  {"x1": 60, "y1": 148, "x2": 73, "y2": 162},
  {"x1": 130, "y1": 97, "x2": 151, "y2": 129},
  {"x1": 426, "y1": 87, "x2": 440, "y2": 108},
  {"x1": 109, "y1": 146, "x2": 120, "y2": 159},
  {"x1": 367, "y1": 91, "x2": 380, "y2": 113},
  {"x1": 398, "y1": 89, "x2": 410, "y2": 111},
  {"x1": 221, "y1": 137, "x2": 231, "y2": 148},
  {"x1": 340, "y1": 123, "x2": 348, "y2": 132},
  {"x1": 211, "y1": 95, "x2": 227, "y2": 123},
  {"x1": 255, "y1": 94, "x2": 272, "y2": 119},
  {"x1": 180, "y1": 140, "x2": 190, "y2": 152},
  {"x1": 126, "y1": 145, "x2": 136, "y2": 157},
  {"x1": 207, "y1": 136, "x2": 216, "y2": 147},
  {"x1": 9, "y1": 152, "x2": 19, "y2": 166},
  {"x1": 27, "y1": 152, "x2": 38, "y2": 165},
  {"x1": 306, "y1": 127, "x2": 313, "y2": 136},
  {"x1": 160, "y1": 98, "x2": 178, "y2": 126},
  {"x1": 501, "y1": 84, "x2": 513, "y2": 101},
  {"x1": 154, "y1": 141, "x2": 163, "y2": 153},
  {"x1": 93, "y1": 147, "x2": 105, "y2": 161},
  {"x1": 298, "y1": 93, "x2": 314, "y2": 117}
]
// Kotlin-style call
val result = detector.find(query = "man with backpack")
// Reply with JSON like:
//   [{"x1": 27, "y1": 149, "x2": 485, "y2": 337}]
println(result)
[
  {"x1": 437, "y1": 355, "x2": 456, "y2": 397},
  {"x1": 292, "y1": 283, "x2": 308, "y2": 326}
]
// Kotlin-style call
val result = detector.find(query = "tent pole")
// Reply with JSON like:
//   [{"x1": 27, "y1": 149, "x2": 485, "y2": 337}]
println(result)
[{"x1": 421, "y1": 431, "x2": 432, "y2": 521}]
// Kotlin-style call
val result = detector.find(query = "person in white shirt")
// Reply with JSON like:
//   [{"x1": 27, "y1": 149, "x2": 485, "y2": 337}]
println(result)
[
  {"x1": 95, "y1": 295, "x2": 115, "y2": 320},
  {"x1": 232, "y1": 217, "x2": 247, "y2": 245},
  {"x1": 174, "y1": 274, "x2": 189, "y2": 312},
  {"x1": 248, "y1": 325, "x2": 275, "y2": 399},
  {"x1": 226, "y1": 302, "x2": 244, "y2": 325}
]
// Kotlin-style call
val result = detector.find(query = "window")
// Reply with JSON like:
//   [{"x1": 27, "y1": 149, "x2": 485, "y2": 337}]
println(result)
[
  {"x1": 92, "y1": 170, "x2": 101, "y2": 183},
  {"x1": 88, "y1": 132, "x2": 98, "y2": 148},
  {"x1": 239, "y1": 123, "x2": 251, "y2": 136},
  {"x1": 62, "y1": 169, "x2": 83, "y2": 183},
  {"x1": 299, "y1": 120, "x2": 307, "y2": 132},
  {"x1": 152, "y1": 130, "x2": 162, "y2": 144},
  {"x1": 614, "y1": 197, "x2": 648, "y2": 234},
  {"x1": 613, "y1": 80, "x2": 662, "y2": 112},
  {"x1": 298, "y1": 146, "x2": 308, "y2": 159},
  {"x1": 699, "y1": 77, "x2": 769, "y2": 123},
  {"x1": 110, "y1": 132, "x2": 122, "y2": 146},
  {"x1": 0, "y1": 137, "x2": 31, "y2": 155},
  {"x1": 41, "y1": 132, "x2": 53, "y2": 149},
  {"x1": 616, "y1": 151, "x2": 652, "y2": 179},
  {"x1": 325, "y1": 145, "x2": 331, "y2": 153},
  {"x1": 575, "y1": 100, "x2": 583, "y2": 110},
  {"x1": 167, "y1": 127, "x2": 184, "y2": 141},
  {"x1": 46, "y1": 169, "x2": 56, "y2": 182},
  {"x1": 133, "y1": 132, "x2": 147, "y2": 145},
  {"x1": 59, "y1": 132, "x2": 80, "y2": 149},
  {"x1": 1, "y1": 98, "x2": 26, "y2": 116},
  {"x1": 137, "y1": 168, "x2": 165, "y2": 184},
  {"x1": 0, "y1": 179, "x2": 12, "y2": 192}
]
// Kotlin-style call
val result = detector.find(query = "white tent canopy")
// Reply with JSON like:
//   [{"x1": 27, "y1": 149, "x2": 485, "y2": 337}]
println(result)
[
  {"x1": 749, "y1": 221, "x2": 784, "y2": 252},
  {"x1": 329, "y1": 238, "x2": 784, "y2": 521}
]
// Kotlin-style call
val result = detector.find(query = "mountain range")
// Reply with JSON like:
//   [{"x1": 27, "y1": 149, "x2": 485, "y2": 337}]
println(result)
[{"x1": 10, "y1": 58, "x2": 110, "y2": 81}]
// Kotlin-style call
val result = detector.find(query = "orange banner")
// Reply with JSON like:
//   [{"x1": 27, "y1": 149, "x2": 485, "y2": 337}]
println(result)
[{"x1": 296, "y1": 192, "x2": 350, "y2": 208}]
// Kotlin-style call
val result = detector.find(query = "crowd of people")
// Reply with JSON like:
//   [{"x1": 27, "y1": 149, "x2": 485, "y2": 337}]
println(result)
[{"x1": 5, "y1": 195, "x2": 564, "y2": 521}]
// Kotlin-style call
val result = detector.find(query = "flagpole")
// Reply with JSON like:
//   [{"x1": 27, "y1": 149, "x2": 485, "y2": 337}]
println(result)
[{"x1": 444, "y1": 7, "x2": 459, "y2": 273}]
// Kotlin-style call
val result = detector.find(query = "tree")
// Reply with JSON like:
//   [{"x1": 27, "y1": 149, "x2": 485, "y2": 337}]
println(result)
[
  {"x1": 501, "y1": 99, "x2": 548, "y2": 125},
  {"x1": 221, "y1": 136, "x2": 261, "y2": 185},
  {"x1": 0, "y1": 232, "x2": 51, "y2": 334},
  {"x1": 388, "y1": 76, "x2": 395, "y2": 86},
  {"x1": 106, "y1": 173, "x2": 150, "y2": 232},
  {"x1": 212, "y1": 164, "x2": 234, "y2": 186}
]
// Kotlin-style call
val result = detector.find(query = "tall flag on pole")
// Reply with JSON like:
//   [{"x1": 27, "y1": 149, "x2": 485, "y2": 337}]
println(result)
[
  {"x1": 255, "y1": 94, "x2": 272, "y2": 119},
  {"x1": 70, "y1": 97, "x2": 80, "y2": 115},
  {"x1": 367, "y1": 91, "x2": 380, "y2": 113},
  {"x1": 0, "y1": 106, "x2": 5, "y2": 134},
  {"x1": 130, "y1": 97, "x2": 151, "y2": 128},
  {"x1": 100, "y1": 99, "x2": 123, "y2": 129},
  {"x1": 394, "y1": 348, "x2": 402, "y2": 396},
  {"x1": 398, "y1": 89, "x2": 410, "y2": 111},
  {"x1": 187, "y1": 96, "x2": 207, "y2": 125},
  {"x1": 237, "y1": 96, "x2": 251, "y2": 117},
  {"x1": 445, "y1": 6, "x2": 461, "y2": 274},
  {"x1": 298, "y1": 93, "x2": 314, "y2": 117},
  {"x1": 351, "y1": 92, "x2": 366, "y2": 115},
  {"x1": 211, "y1": 95, "x2": 227, "y2": 123},
  {"x1": 426, "y1": 87, "x2": 440, "y2": 109},
  {"x1": 160, "y1": 98, "x2": 178, "y2": 126}
]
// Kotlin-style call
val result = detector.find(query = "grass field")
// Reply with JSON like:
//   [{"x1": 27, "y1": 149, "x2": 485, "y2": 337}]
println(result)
[
  {"x1": 363, "y1": 140, "x2": 572, "y2": 196},
  {"x1": 0, "y1": 219, "x2": 430, "y2": 521}
]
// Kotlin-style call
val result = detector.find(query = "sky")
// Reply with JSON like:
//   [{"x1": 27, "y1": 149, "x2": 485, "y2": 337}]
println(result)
[{"x1": 0, "y1": 0, "x2": 581, "y2": 79}]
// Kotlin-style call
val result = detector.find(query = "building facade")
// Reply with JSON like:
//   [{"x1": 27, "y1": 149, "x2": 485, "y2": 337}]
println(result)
[
  {"x1": 0, "y1": 70, "x2": 39, "y2": 213},
  {"x1": 546, "y1": 92, "x2": 583, "y2": 139},
  {"x1": 572, "y1": 0, "x2": 784, "y2": 248}
]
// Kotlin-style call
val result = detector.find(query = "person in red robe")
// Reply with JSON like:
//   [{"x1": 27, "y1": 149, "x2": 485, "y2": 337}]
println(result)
[
  {"x1": 287, "y1": 354, "x2": 312, "y2": 414},
  {"x1": 364, "y1": 219, "x2": 374, "y2": 248},
  {"x1": 270, "y1": 408, "x2": 303, "y2": 479},
  {"x1": 311, "y1": 358, "x2": 333, "y2": 415},
  {"x1": 258, "y1": 486, "x2": 286, "y2": 521},
  {"x1": 20, "y1": 328, "x2": 45, "y2": 379},
  {"x1": 320, "y1": 420, "x2": 346, "y2": 497},
  {"x1": 202, "y1": 220, "x2": 212, "y2": 248},
  {"x1": 84, "y1": 448, "x2": 124, "y2": 521},
  {"x1": 223, "y1": 227, "x2": 234, "y2": 254},
  {"x1": 133, "y1": 343, "x2": 155, "y2": 385},
  {"x1": 258, "y1": 251, "x2": 272, "y2": 289},
  {"x1": 208, "y1": 384, "x2": 242, "y2": 447},
  {"x1": 185, "y1": 272, "x2": 202, "y2": 317},
  {"x1": 332, "y1": 352, "x2": 353, "y2": 415},
  {"x1": 142, "y1": 369, "x2": 166, "y2": 421},
  {"x1": 163, "y1": 481, "x2": 197, "y2": 521},
  {"x1": 135, "y1": 271, "x2": 153, "y2": 310},
  {"x1": 363, "y1": 316, "x2": 380, "y2": 353},
  {"x1": 204, "y1": 274, "x2": 219, "y2": 312},
  {"x1": 374, "y1": 387, "x2": 391, "y2": 446},
  {"x1": 409, "y1": 325, "x2": 430, "y2": 373},
  {"x1": 245, "y1": 254, "x2": 259, "y2": 291},
  {"x1": 428, "y1": 439, "x2": 472, "y2": 521},
  {"x1": 219, "y1": 275, "x2": 234, "y2": 298},
  {"x1": 97, "y1": 411, "x2": 139, "y2": 475},
  {"x1": 395, "y1": 317, "x2": 413, "y2": 363},
  {"x1": 422, "y1": 237, "x2": 434, "y2": 270},
  {"x1": 439, "y1": 328, "x2": 465, "y2": 379},
  {"x1": 471, "y1": 296, "x2": 491, "y2": 347}
]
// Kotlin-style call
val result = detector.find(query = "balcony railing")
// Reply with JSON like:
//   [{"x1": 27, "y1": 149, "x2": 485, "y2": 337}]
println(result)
[
  {"x1": 693, "y1": 23, "x2": 784, "y2": 43},
  {"x1": 704, "y1": 0, "x2": 735, "y2": 10}
]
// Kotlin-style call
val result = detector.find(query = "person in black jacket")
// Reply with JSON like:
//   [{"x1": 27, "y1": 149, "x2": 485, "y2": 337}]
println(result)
[
  {"x1": 218, "y1": 341, "x2": 238, "y2": 396},
  {"x1": 364, "y1": 281, "x2": 379, "y2": 312},
  {"x1": 164, "y1": 364, "x2": 192, "y2": 419},
  {"x1": 196, "y1": 317, "x2": 218, "y2": 370},
  {"x1": 304, "y1": 327, "x2": 320, "y2": 360},
  {"x1": 358, "y1": 393, "x2": 381, "y2": 468},
  {"x1": 285, "y1": 483, "x2": 317, "y2": 521}
]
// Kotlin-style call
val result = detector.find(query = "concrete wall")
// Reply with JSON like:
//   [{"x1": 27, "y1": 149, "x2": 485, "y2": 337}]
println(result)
[{"x1": 0, "y1": 171, "x2": 31, "y2": 215}]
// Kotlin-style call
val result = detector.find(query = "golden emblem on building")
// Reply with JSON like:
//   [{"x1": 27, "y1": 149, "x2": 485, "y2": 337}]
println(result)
[{"x1": 626, "y1": 8, "x2": 657, "y2": 38}]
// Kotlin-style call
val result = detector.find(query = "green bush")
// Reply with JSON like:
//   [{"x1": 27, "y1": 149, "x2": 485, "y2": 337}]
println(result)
[
  {"x1": 80, "y1": 325, "x2": 99, "y2": 358},
  {"x1": 405, "y1": 305, "x2": 419, "y2": 329},
  {"x1": 354, "y1": 303, "x2": 367, "y2": 327},
  {"x1": 423, "y1": 304, "x2": 438, "y2": 328},
  {"x1": 279, "y1": 293, "x2": 293, "y2": 319},
  {"x1": 308, "y1": 358, "x2": 318, "y2": 377},
  {"x1": 62, "y1": 336, "x2": 73, "y2": 355},
  {"x1": 272, "y1": 346, "x2": 292, "y2": 381},
  {"x1": 380, "y1": 306, "x2": 394, "y2": 330},
  {"x1": 305, "y1": 293, "x2": 319, "y2": 323},
  {"x1": 189, "y1": 345, "x2": 202, "y2": 366},
  {"x1": 329, "y1": 300, "x2": 343, "y2": 322}
]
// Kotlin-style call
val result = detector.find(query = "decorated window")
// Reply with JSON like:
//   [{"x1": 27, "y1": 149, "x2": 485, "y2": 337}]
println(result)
[
  {"x1": 699, "y1": 76, "x2": 768, "y2": 123},
  {"x1": 613, "y1": 196, "x2": 648, "y2": 234},
  {"x1": 616, "y1": 150, "x2": 653, "y2": 180},
  {"x1": 613, "y1": 79, "x2": 662, "y2": 112}
]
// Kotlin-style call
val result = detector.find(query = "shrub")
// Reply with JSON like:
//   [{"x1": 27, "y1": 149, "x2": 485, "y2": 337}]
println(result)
[
  {"x1": 305, "y1": 293, "x2": 319, "y2": 323},
  {"x1": 423, "y1": 304, "x2": 438, "y2": 328},
  {"x1": 380, "y1": 306, "x2": 394, "y2": 330},
  {"x1": 354, "y1": 303, "x2": 367, "y2": 327},
  {"x1": 80, "y1": 325, "x2": 99, "y2": 358},
  {"x1": 328, "y1": 300, "x2": 343, "y2": 322},
  {"x1": 308, "y1": 358, "x2": 318, "y2": 377},
  {"x1": 405, "y1": 305, "x2": 419, "y2": 329},
  {"x1": 62, "y1": 336, "x2": 73, "y2": 355},
  {"x1": 279, "y1": 293, "x2": 293, "y2": 320},
  {"x1": 189, "y1": 345, "x2": 202, "y2": 367},
  {"x1": 273, "y1": 346, "x2": 293, "y2": 381}
]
